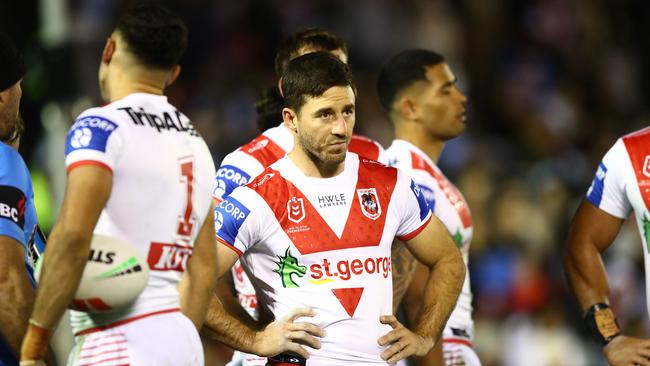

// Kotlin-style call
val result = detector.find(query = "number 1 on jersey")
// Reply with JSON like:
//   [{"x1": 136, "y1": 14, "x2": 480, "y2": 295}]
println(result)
[{"x1": 177, "y1": 157, "x2": 196, "y2": 242}]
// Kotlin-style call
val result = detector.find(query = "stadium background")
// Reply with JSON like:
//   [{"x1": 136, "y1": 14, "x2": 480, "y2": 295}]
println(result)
[{"x1": 3, "y1": 0, "x2": 650, "y2": 365}]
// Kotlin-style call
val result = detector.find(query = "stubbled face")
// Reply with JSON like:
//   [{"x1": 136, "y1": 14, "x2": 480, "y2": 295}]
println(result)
[
  {"x1": 0, "y1": 81, "x2": 22, "y2": 140},
  {"x1": 413, "y1": 63, "x2": 467, "y2": 140},
  {"x1": 293, "y1": 85, "x2": 355, "y2": 166}
]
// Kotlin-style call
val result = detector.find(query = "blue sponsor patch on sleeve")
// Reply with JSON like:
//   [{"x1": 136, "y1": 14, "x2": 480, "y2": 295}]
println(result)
[
  {"x1": 65, "y1": 116, "x2": 118, "y2": 155},
  {"x1": 214, "y1": 196, "x2": 251, "y2": 246},
  {"x1": 410, "y1": 180, "x2": 431, "y2": 220},
  {"x1": 586, "y1": 162, "x2": 607, "y2": 207},
  {"x1": 418, "y1": 185, "x2": 436, "y2": 213},
  {"x1": 213, "y1": 165, "x2": 251, "y2": 200}
]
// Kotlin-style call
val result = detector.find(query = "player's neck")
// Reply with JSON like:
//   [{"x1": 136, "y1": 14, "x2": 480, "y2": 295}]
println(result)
[
  {"x1": 106, "y1": 71, "x2": 166, "y2": 102},
  {"x1": 288, "y1": 148, "x2": 345, "y2": 178},
  {"x1": 394, "y1": 120, "x2": 444, "y2": 163}
]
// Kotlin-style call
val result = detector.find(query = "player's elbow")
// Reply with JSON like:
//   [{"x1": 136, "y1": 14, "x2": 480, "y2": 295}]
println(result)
[{"x1": 0, "y1": 267, "x2": 34, "y2": 310}]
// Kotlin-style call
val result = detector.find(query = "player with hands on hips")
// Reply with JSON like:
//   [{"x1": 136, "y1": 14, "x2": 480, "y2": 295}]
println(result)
[
  {"x1": 204, "y1": 51, "x2": 465, "y2": 365},
  {"x1": 565, "y1": 127, "x2": 650, "y2": 366}
]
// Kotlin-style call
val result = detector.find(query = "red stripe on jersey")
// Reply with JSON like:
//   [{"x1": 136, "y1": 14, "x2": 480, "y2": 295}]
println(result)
[
  {"x1": 67, "y1": 160, "x2": 113, "y2": 174},
  {"x1": 397, "y1": 214, "x2": 432, "y2": 241},
  {"x1": 241, "y1": 134, "x2": 286, "y2": 167},
  {"x1": 410, "y1": 152, "x2": 472, "y2": 228},
  {"x1": 623, "y1": 127, "x2": 650, "y2": 213},
  {"x1": 252, "y1": 159, "x2": 398, "y2": 254},
  {"x1": 349, "y1": 134, "x2": 381, "y2": 161},
  {"x1": 75, "y1": 308, "x2": 180, "y2": 336},
  {"x1": 443, "y1": 338, "x2": 474, "y2": 347}
]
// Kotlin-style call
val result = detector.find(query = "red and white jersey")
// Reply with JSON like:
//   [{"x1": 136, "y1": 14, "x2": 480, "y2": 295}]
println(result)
[
  {"x1": 386, "y1": 139, "x2": 474, "y2": 339},
  {"x1": 215, "y1": 153, "x2": 431, "y2": 365},
  {"x1": 586, "y1": 127, "x2": 650, "y2": 316},
  {"x1": 213, "y1": 123, "x2": 387, "y2": 319},
  {"x1": 64, "y1": 93, "x2": 216, "y2": 334}
]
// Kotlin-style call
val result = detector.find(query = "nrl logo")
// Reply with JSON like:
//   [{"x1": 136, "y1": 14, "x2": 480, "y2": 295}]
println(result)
[
  {"x1": 287, "y1": 197, "x2": 305, "y2": 223},
  {"x1": 357, "y1": 188, "x2": 381, "y2": 220},
  {"x1": 644, "y1": 155, "x2": 650, "y2": 178}
]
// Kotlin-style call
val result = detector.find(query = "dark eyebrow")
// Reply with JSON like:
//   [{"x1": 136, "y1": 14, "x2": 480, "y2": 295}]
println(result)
[
  {"x1": 343, "y1": 103, "x2": 355, "y2": 111},
  {"x1": 440, "y1": 77, "x2": 457, "y2": 90},
  {"x1": 313, "y1": 107, "x2": 335, "y2": 117}
]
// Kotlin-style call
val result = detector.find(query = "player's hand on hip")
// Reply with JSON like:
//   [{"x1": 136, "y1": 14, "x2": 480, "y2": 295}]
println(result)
[
  {"x1": 255, "y1": 307, "x2": 323, "y2": 359},
  {"x1": 604, "y1": 335, "x2": 650, "y2": 366},
  {"x1": 378, "y1": 315, "x2": 434, "y2": 365}
]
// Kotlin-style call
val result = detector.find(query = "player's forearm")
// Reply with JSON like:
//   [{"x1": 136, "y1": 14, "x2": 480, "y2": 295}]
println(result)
[
  {"x1": 203, "y1": 294, "x2": 260, "y2": 354},
  {"x1": 0, "y1": 269, "x2": 34, "y2": 355},
  {"x1": 564, "y1": 237, "x2": 611, "y2": 311},
  {"x1": 391, "y1": 240, "x2": 417, "y2": 314},
  {"x1": 181, "y1": 259, "x2": 217, "y2": 329},
  {"x1": 414, "y1": 250, "x2": 465, "y2": 344},
  {"x1": 31, "y1": 229, "x2": 89, "y2": 329},
  {"x1": 215, "y1": 275, "x2": 260, "y2": 329}
]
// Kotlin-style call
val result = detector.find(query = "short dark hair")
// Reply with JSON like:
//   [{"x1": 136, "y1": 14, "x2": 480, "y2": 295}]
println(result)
[
  {"x1": 377, "y1": 49, "x2": 445, "y2": 112},
  {"x1": 281, "y1": 52, "x2": 355, "y2": 113},
  {"x1": 255, "y1": 86, "x2": 284, "y2": 131},
  {"x1": 115, "y1": 5, "x2": 188, "y2": 69},
  {"x1": 274, "y1": 28, "x2": 348, "y2": 77}
]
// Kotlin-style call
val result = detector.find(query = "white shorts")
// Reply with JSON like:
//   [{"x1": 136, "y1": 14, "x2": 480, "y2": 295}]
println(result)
[
  {"x1": 443, "y1": 339, "x2": 481, "y2": 366},
  {"x1": 67, "y1": 311, "x2": 202, "y2": 366},
  {"x1": 223, "y1": 350, "x2": 267, "y2": 366}
]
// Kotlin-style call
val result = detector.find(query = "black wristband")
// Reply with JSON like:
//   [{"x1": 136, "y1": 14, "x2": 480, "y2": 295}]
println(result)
[{"x1": 583, "y1": 303, "x2": 621, "y2": 346}]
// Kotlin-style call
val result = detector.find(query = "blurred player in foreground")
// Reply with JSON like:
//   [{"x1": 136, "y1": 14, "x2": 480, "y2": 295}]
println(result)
[
  {"x1": 565, "y1": 126, "x2": 650, "y2": 366},
  {"x1": 20, "y1": 5, "x2": 217, "y2": 365},
  {"x1": 380, "y1": 49, "x2": 479, "y2": 366},
  {"x1": 0, "y1": 33, "x2": 48, "y2": 366},
  {"x1": 204, "y1": 52, "x2": 465, "y2": 366}
]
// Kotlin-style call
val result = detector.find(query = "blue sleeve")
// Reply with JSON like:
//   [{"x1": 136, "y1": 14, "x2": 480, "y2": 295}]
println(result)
[
  {"x1": 213, "y1": 164, "x2": 252, "y2": 201},
  {"x1": 0, "y1": 147, "x2": 30, "y2": 245},
  {"x1": 410, "y1": 180, "x2": 432, "y2": 221},
  {"x1": 214, "y1": 195, "x2": 251, "y2": 246}
]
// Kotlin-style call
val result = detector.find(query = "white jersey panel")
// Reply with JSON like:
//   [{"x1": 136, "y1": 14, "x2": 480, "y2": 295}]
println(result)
[
  {"x1": 387, "y1": 139, "x2": 475, "y2": 338},
  {"x1": 585, "y1": 138, "x2": 633, "y2": 219},
  {"x1": 64, "y1": 93, "x2": 216, "y2": 333}
]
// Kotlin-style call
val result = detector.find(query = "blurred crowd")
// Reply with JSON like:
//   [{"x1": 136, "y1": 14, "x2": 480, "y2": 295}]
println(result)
[{"x1": 3, "y1": 0, "x2": 650, "y2": 365}]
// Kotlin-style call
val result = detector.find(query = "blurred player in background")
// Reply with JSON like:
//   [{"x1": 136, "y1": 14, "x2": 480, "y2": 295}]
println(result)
[
  {"x1": 565, "y1": 127, "x2": 650, "y2": 366},
  {"x1": 20, "y1": 5, "x2": 217, "y2": 365},
  {"x1": 211, "y1": 27, "x2": 386, "y2": 366},
  {"x1": 379, "y1": 49, "x2": 479, "y2": 366},
  {"x1": 0, "y1": 33, "x2": 48, "y2": 366},
  {"x1": 205, "y1": 52, "x2": 465, "y2": 366}
]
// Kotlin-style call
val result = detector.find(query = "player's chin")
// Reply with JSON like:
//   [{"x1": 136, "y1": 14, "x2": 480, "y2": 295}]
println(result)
[{"x1": 322, "y1": 150, "x2": 347, "y2": 164}]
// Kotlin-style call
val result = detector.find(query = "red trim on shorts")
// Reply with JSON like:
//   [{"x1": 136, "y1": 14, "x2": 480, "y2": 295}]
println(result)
[
  {"x1": 79, "y1": 347, "x2": 128, "y2": 359},
  {"x1": 78, "y1": 355, "x2": 129, "y2": 366},
  {"x1": 396, "y1": 214, "x2": 432, "y2": 241},
  {"x1": 81, "y1": 340, "x2": 127, "y2": 351},
  {"x1": 443, "y1": 338, "x2": 474, "y2": 347},
  {"x1": 217, "y1": 237, "x2": 243, "y2": 256},
  {"x1": 67, "y1": 160, "x2": 113, "y2": 174},
  {"x1": 74, "y1": 308, "x2": 180, "y2": 336}
]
